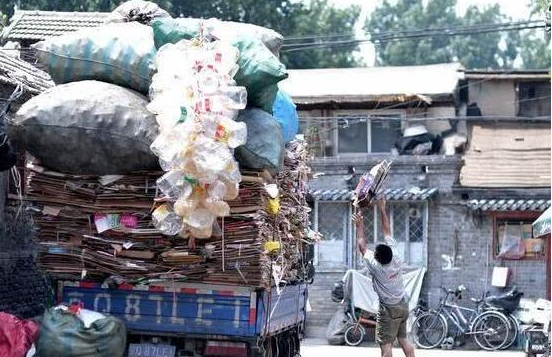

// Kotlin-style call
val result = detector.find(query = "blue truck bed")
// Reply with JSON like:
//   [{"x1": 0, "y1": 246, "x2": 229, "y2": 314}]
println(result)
[{"x1": 58, "y1": 281, "x2": 307, "y2": 338}]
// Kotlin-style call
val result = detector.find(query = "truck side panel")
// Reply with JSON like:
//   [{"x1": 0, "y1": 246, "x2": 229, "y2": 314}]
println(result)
[
  {"x1": 256, "y1": 284, "x2": 307, "y2": 335},
  {"x1": 61, "y1": 284, "x2": 256, "y2": 337}
]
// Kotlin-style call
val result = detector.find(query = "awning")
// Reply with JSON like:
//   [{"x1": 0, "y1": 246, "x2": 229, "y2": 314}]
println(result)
[
  {"x1": 533, "y1": 207, "x2": 551, "y2": 237},
  {"x1": 310, "y1": 187, "x2": 438, "y2": 202},
  {"x1": 467, "y1": 199, "x2": 551, "y2": 212}
]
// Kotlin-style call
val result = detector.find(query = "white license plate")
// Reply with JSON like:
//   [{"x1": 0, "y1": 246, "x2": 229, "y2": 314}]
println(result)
[{"x1": 128, "y1": 343, "x2": 176, "y2": 357}]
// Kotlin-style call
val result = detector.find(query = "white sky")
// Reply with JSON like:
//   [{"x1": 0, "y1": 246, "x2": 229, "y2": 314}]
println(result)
[{"x1": 325, "y1": 0, "x2": 534, "y2": 65}]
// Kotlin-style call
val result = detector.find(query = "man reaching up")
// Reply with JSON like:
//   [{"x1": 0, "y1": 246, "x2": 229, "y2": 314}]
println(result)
[{"x1": 352, "y1": 200, "x2": 415, "y2": 357}]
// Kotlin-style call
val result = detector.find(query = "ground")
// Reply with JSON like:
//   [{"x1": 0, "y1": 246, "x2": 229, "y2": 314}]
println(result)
[{"x1": 301, "y1": 339, "x2": 525, "y2": 357}]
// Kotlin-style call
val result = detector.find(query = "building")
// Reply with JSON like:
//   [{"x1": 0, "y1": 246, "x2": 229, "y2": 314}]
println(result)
[
  {"x1": 0, "y1": 10, "x2": 109, "y2": 66},
  {"x1": 280, "y1": 65, "x2": 551, "y2": 337}
]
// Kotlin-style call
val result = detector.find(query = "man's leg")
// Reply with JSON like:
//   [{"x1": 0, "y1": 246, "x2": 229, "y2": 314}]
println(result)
[
  {"x1": 380, "y1": 343, "x2": 393, "y2": 357},
  {"x1": 398, "y1": 338, "x2": 415, "y2": 357}
]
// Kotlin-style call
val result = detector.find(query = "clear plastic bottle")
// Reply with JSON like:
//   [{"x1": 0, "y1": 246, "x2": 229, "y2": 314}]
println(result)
[
  {"x1": 156, "y1": 170, "x2": 194, "y2": 200},
  {"x1": 216, "y1": 116, "x2": 247, "y2": 148},
  {"x1": 152, "y1": 204, "x2": 183, "y2": 236},
  {"x1": 204, "y1": 198, "x2": 230, "y2": 217},
  {"x1": 174, "y1": 191, "x2": 200, "y2": 218},
  {"x1": 223, "y1": 180, "x2": 240, "y2": 200},
  {"x1": 189, "y1": 224, "x2": 213, "y2": 239},
  {"x1": 186, "y1": 208, "x2": 215, "y2": 229},
  {"x1": 207, "y1": 180, "x2": 227, "y2": 200}
]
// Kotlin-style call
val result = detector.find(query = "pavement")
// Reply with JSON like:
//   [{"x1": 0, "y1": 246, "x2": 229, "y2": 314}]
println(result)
[{"x1": 301, "y1": 339, "x2": 526, "y2": 357}]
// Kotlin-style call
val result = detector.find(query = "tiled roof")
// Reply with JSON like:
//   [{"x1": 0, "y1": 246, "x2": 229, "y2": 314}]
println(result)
[
  {"x1": 0, "y1": 49, "x2": 54, "y2": 95},
  {"x1": 467, "y1": 199, "x2": 551, "y2": 212},
  {"x1": 310, "y1": 187, "x2": 438, "y2": 201},
  {"x1": 1, "y1": 10, "x2": 109, "y2": 43}
]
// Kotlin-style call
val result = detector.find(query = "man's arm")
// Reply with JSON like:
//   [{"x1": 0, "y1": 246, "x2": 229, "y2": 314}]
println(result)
[
  {"x1": 377, "y1": 200, "x2": 396, "y2": 246},
  {"x1": 352, "y1": 212, "x2": 367, "y2": 256}
]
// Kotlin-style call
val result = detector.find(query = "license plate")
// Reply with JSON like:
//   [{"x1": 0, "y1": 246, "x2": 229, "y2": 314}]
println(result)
[{"x1": 128, "y1": 343, "x2": 176, "y2": 357}]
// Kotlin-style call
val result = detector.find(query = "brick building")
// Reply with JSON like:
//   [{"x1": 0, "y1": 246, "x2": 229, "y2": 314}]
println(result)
[{"x1": 279, "y1": 65, "x2": 551, "y2": 337}]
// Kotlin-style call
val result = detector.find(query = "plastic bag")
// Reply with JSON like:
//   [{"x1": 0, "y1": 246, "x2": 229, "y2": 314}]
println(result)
[
  {"x1": 107, "y1": 0, "x2": 170, "y2": 25},
  {"x1": 35, "y1": 308, "x2": 126, "y2": 357},
  {"x1": 8, "y1": 80, "x2": 159, "y2": 175},
  {"x1": 34, "y1": 23, "x2": 156, "y2": 94},
  {"x1": 325, "y1": 309, "x2": 348, "y2": 346},
  {"x1": 271, "y1": 90, "x2": 298, "y2": 143},
  {"x1": 0, "y1": 313, "x2": 39, "y2": 357},
  {"x1": 497, "y1": 223, "x2": 525, "y2": 259},
  {"x1": 234, "y1": 108, "x2": 284, "y2": 174},
  {"x1": 151, "y1": 17, "x2": 284, "y2": 55}
]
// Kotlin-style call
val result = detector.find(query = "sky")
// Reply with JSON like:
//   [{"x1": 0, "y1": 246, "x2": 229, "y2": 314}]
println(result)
[{"x1": 325, "y1": 0, "x2": 535, "y2": 65}]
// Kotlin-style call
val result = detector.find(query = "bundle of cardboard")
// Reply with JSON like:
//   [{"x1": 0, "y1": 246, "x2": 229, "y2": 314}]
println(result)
[{"x1": 26, "y1": 138, "x2": 314, "y2": 287}]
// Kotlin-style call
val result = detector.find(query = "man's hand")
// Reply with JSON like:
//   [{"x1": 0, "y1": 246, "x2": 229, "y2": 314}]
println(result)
[{"x1": 352, "y1": 212, "x2": 364, "y2": 227}]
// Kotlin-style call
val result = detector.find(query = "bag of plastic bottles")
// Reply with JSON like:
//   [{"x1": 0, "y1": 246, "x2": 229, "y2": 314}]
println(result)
[
  {"x1": 148, "y1": 39, "x2": 247, "y2": 238},
  {"x1": 151, "y1": 19, "x2": 287, "y2": 111},
  {"x1": 7, "y1": 80, "x2": 159, "y2": 175},
  {"x1": 272, "y1": 90, "x2": 299, "y2": 143},
  {"x1": 151, "y1": 17, "x2": 284, "y2": 55},
  {"x1": 234, "y1": 108, "x2": 284, "y2": 174},
  {"x1": 34, "y1": 22, "x2": 156, "y2": 94}
]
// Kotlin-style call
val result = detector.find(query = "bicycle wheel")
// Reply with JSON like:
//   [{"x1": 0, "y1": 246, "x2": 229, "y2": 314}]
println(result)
[
  {"x1": 344, "y1": 323, "x2": 365, "y2": 346},
  {"x1": 472, "y1": 311, "x2": 510, "y2": 351},
  {"x1": 501, "y1": 314, "x2": 519, "y2": 350},
  {"x1": 412, "y1": 311, "x2": 448, "y2": 349}
]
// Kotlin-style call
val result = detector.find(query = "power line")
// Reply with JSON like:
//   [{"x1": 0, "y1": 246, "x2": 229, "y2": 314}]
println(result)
[
  {"x1": 281, "y1": 21, "x2": 545, "y2": 53},
  {"x1": 283, "y1": 20, "x2": 542, "y2": 43}
]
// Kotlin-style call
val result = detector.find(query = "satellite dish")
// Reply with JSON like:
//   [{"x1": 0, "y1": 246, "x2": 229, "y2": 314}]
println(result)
[{"x1": 409, "y1": 207, "x2": 421, "y2": 218}]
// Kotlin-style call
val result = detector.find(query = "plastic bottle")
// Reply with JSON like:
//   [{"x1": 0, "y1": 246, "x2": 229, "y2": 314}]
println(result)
[
  {"x1": 223, "y1": 180, "x2": 240, "y2": 200},
  {"x1": 216, "y1": 116, "x2": 247, "y2": 148},
  {"x1": 152, "y1": 204, "x2": 183, "y2": 236},
  {"x1": 156, "y1": 170, "x2": 194, "y2": 200},
  {"x1": 186, "y1": 208, "x2": 216, "y2": 229},
  {"x1": 207, "y1": 180, "x2": 227, "y2": 200},
  {"x1": 204, "y1": 198, "x2": 230, "y2": 217}
]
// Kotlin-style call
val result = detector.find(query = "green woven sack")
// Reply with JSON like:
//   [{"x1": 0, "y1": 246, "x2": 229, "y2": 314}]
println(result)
[{"x1": 35, "y1": 308, "x2": 126, "y2": 357}]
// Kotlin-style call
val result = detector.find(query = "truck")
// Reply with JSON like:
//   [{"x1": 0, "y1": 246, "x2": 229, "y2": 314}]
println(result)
[{"x1": 57, "y1": 280, "x2": 308, "y2": 357}]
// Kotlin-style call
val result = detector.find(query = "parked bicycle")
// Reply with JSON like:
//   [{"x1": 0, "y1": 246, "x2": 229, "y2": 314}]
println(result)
[{"x1": 412, "y1": 285, "x2": 511, "y2": 351}]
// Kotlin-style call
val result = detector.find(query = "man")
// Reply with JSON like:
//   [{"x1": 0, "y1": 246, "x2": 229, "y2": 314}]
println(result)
[{"x1": 352, "y1": 200, "x2": 415, "y2": 357}]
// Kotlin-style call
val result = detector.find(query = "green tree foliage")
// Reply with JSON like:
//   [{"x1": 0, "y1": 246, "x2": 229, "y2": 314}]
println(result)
[
  {"x1": 365, "y1": 0, "x2": 550, "y2": 69},
  {"x1": 0, "y1": 0, "x2": 361, "y2": 69}
]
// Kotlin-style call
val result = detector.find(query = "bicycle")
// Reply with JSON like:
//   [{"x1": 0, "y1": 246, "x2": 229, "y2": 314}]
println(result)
[{"x1": 412, "y1": 285, "x2": 511, "y2": 351}]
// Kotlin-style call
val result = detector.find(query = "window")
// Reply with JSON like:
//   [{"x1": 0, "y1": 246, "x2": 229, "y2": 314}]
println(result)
[
  {"x1": 518, "y1": 82, "x2": 551, "y2": 117},
  {"x1": 336, "y1": 115, "x2": 402, "y2": 155},
  {"x1": 299, "y1": 111, "x2": 403, "y2": 157},
  {"x1": 494, "y1": 215, "x2": 545, "y2": 260},
  {"x1": 316, "y1": 201, "x2": 350, "y2": 267},
  {"x1": 360, "y1": 202, "x2": 426, "y2": 266}
]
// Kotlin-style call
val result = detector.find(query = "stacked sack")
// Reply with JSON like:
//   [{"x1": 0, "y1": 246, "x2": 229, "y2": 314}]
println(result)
[{"x1": 7, "y1": 0, "x2": 303, "y2": 281}]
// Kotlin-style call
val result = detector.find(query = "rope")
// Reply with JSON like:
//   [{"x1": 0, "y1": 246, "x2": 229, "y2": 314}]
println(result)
[{"x1": 221, "y1": 216, "x2": 225, "y2": 272}]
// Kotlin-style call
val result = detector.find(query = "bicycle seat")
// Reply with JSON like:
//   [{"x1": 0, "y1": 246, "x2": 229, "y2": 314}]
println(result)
[{"x1": 471, "y1": 297, "x2": 483, "y2": 304}]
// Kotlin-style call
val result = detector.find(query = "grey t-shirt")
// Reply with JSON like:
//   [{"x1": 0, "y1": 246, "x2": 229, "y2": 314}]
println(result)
[{"x1": 364, "y1": 236, "x2": 405, "y2": 305}]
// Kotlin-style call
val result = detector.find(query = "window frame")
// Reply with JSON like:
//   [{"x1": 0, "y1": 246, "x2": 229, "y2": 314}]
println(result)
[
  {"x1": 332, "y1": 109, "x2": 405, "y2": 156},
  {"x1": 313, "y1": 200, "x2": 352, "y2": 270},
  {"x1": 491, "y1": 211, "x2": 544, "y2": 261},
  {"x1": 354, "y1": 201, "x2": 429, "y2": 267}
]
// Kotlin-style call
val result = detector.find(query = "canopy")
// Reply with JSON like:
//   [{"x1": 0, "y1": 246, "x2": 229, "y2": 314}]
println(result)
[{"x1": 533, "y1": 207, "x2": 551, "y2": 238}]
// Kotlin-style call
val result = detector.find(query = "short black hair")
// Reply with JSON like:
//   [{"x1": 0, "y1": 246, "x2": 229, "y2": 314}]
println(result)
[{"x1": 374, "y1": 244, "x2": 393, "y2": 265}]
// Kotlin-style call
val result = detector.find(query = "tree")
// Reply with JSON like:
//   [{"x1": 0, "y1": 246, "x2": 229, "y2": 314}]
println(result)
[
  {"x1": 0, "y1": 0, "x2": 362, "y2": 69},
  {"x1": 365, "y1": 0, "x2": 549, "y2": 69}
]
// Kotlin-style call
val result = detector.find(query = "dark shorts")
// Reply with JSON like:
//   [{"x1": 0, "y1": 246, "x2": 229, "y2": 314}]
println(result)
[{"x1": 376, "y1": 300, "x2": 409, "y2": 344}]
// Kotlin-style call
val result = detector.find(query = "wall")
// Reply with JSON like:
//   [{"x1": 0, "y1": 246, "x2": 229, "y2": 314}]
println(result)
[
  {"x1": 424, "y1": 200, "x2": 548, "y2": 308},
  {"x1": 468, "y1": 80, "x2": 516, "y2": 117}
]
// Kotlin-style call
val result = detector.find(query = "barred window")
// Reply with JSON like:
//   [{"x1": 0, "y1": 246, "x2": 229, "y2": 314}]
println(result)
[{"x1": 360, "y1": 202, "x2": 426, "y2": 266}]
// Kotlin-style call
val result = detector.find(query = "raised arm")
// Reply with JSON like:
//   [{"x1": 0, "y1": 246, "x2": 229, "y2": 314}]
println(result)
[
  {"x1": 377, "y1": 200, "x2": 396, "y2": 246},
  {"x1": 352, "y1": 212, "x2": 367, "y2": 256}
]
